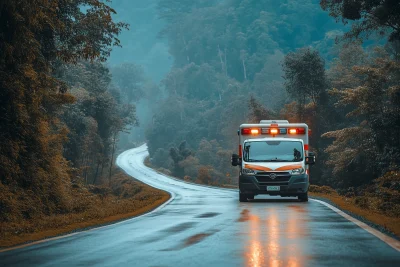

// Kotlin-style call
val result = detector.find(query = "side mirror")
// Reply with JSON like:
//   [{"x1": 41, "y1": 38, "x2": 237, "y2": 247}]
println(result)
[
  {"x1": 231, "y1": 154, "x2": 242, "y2": 166},
  {"x1": 306, "y1": 152, "x2": 316, "y2": 165}
]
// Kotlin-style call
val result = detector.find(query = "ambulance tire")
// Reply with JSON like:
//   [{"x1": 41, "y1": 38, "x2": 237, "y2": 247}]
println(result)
[
  {"x1": 239, "y1": 192, "x2": 248, "y2": 202},
  {"x1": 298, "y1": 193, "x2": 308, "y2": 202}
]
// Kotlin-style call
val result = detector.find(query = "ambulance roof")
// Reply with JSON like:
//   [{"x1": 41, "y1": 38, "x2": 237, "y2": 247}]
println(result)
[
  {"x1": 243, "y1": 137, "x2": 304, "y2": 143},
  {"x1": 240, "y1": 123, "x2": 308, "y2": 128}
]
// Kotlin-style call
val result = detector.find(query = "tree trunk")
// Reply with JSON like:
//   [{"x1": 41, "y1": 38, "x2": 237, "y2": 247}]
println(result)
[
  {"x1": 224, "y1": 47, "x2": 228, "y2": 77},
  {"x1": 242, "y1": 59, "x2": 247, "y2": 80},
  {"x1": 183, "y1": 36, "x2": 190, "y2": 63},
  {"x1": 83, "y1": 154, "x2": 89, "y2": 184},
  {"x1": 108, "y1": 132, "x2": 117, "y2": 186},
  {"x1": 218, "y1": 45, "x2": 224, "y2": 73},
  {"x1": 100, "y1": 162, "x2": 104, "y2": 179},
  {"x1": 93, "y1": 161, "x2": 100, "y2": 184}
]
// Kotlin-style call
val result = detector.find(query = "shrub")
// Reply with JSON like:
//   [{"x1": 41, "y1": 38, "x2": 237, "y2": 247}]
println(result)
[{"x1": 309, "y1": 185, "x2": 337, "y2": 194}]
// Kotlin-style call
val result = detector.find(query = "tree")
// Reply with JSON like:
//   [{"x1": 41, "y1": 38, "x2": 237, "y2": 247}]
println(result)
[
  {"x1": 0, "y1": 0, "x2": 127, "y2": 220},
  {"x1": 57, "y1": 61, "x2": 137, "y2": 184},
  {"x1": 197, "y1": 166, "x2": 212, "y2": 185},
  {"x1": 321, "y1": 0, "x2": 400, "y2": 42},
  {"x1": 323, "y1": 54, "x2": 400, "y2": 187},
  {"x1": 169, "y1": 141, "x2": 193, "y2": 177},
  {"x1": 248, "y1": 96, "x2": 274, "y2": 123},
  {"x1": 111, "y1": 63, "x2": 145, "y2": 103},
  {"x1": 283, "y1": 48, "x2": 328, "y2": 120}
]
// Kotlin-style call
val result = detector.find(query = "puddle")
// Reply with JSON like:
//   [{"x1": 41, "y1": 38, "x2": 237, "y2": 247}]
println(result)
[
  {"x1": 195, "y1": 212, "x2": 220, "y2": 218},
  {"x1": 287, "y1": 205, "x2": 307, "y2": 213},
  {"x1": 163, "y1": 222, "x2": 197, "y2": 233},
  {"x1": 184, "y1": 233, "x2": 212, "y2": 246},
  {"x1": 238, "y1": 209, "x2": 250, "y2": 222}
]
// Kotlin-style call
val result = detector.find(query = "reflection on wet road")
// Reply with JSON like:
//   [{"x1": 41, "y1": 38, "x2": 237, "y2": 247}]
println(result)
[
  {"x1": 243, "y1": 205, "x2": 308, "y2": 267},
  {"x1": 0, "y1": 145, "x2": 399, "y2": 266}
]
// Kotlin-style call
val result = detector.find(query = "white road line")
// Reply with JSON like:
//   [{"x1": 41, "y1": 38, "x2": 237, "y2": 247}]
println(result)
[{"x1": 311, "y1": 198, "x2": 400, "y2": 252}]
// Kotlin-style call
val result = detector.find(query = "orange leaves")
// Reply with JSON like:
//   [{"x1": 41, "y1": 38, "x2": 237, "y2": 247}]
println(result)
[
  {"x1": 197, "y1": 166, "x2": 213, "y2": 185},
  {"x1": 21, "y1": 65, "x2": 38, "y2": 81}
]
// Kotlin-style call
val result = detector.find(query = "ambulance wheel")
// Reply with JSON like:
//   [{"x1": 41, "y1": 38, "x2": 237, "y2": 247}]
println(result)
[
  {"x1": 239, "y1": 192, "x2": 248, "y2": 202},
  {"x1": 298, "y1": 193, "x2": 308, "y2": 202}
]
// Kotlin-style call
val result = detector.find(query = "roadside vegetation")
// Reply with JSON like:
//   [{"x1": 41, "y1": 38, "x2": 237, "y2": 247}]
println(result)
[
  {"x1": 0, "y1": 170, "x2": 169, "y2": 248},
  {"x1": 0, "y1": 1, "x2": 167, "y2": 247},
  {"x1": 309, "y1": 174, "x2": 400, "y2": 238}
]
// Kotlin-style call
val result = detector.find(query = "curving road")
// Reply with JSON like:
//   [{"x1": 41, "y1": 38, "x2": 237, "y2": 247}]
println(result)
[{"x1": 1, "y1": 144, "x2": 400, "y2": 266}]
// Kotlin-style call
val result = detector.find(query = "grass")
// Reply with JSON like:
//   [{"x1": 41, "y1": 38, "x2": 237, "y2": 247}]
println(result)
[
  {"x1": 309, "y1": 185, "x2": 400, "y2": 238},
  {"x1": 0, "y1": 171, "x2": 170, "y2": 248}
]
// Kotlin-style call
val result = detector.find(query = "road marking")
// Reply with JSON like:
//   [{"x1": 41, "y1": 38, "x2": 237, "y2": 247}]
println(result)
[{"x1": 311, "y1": 198, "x2": 400, "y2": 252}]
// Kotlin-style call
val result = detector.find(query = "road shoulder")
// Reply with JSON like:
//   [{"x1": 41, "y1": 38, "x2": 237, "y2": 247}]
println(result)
[
  {"x1": 0, "y1": 171, "x2": 170, "y2": 250},
  {"x1": 310, "y1": 192, "x2": 400, "y2": 241}
]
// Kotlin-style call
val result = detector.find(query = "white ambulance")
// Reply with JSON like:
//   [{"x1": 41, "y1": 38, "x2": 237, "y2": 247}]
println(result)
[{"x1": 231, "y1": 120, "x2": 315, "y2": 202}]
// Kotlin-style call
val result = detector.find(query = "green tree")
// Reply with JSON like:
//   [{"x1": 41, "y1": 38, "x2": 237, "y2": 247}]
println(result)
[
  {"x1": 111, "y1": 63, "x2": 145, "y2": 103},
  {"x1": 169, "y1": 141, "x2": 193, "y2": 177},
  {"x1": 283, "y1": 48, "x2": 328, "y2": 120},
  {"x1": 321, "y1": 0, "x2": 400, "y2": 42},
  {"x1": 248, "y1": 96, "x2": 274, "y2": 123},
  {"x1": 58, "y1": 61, "x2": 137, "y2": 184}
]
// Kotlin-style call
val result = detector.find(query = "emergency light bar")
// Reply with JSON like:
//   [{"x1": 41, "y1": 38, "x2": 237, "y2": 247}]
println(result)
[
  {"x1": 288, "y1": 128, "x2": 306, "y2": 135},
  {"x1": 251, "y1": 129, "x2": 259, "y2": 135},
  {"x1": 241, "y1": 127, "x2": 306, "y2": 135}
]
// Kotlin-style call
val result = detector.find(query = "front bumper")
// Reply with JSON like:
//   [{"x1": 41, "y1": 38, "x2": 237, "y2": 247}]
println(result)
[{"x1": 239, "y1": 173, "x2": 309, "y2": 197}]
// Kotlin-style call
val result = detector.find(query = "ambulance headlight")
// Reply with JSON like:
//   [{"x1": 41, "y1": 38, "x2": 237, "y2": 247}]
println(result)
[
  {"x1": 242, "y1": 168, "x2": 256, "y2": 176},
  {"x1": 291, "y1": 168, "x2": 305, "y2": 175}
]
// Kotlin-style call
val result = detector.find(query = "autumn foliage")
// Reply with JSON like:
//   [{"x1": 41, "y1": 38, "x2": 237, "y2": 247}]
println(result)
[{"x1": 0, "y1": 0, "x2": 143, "y2": 232}]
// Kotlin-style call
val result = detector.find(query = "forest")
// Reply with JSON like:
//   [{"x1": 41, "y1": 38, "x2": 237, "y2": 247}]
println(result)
[
  {"x1": 0, "y1": 0, "x2": 399, "y2": 240},
  {"x1": 146, "y1": 0, "x2": 400, "y2": 214},
  {"x1": 0, "y1": 0, "x2": 168, "y2": 242}
]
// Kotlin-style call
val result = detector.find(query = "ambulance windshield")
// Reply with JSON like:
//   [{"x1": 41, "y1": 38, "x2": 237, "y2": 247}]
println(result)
[{"x1": 243, "y1": 141, "x2": 303, "y2": 162}]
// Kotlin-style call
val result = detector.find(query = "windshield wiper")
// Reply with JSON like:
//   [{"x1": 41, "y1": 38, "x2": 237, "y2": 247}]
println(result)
[
  {"x1": 248, "y1": 159, "x2": 297, "y2": 162},
  {"x1": 262, "y1": 159, "x2": 291, "y2": 162}
]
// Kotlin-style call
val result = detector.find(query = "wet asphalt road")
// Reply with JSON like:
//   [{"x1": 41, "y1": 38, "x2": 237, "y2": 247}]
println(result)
[{"x1": 1, "y1": 144, "x2": 400, "y2": 266}]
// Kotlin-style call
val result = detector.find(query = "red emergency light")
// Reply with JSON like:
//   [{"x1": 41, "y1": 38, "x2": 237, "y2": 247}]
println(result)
[
  {"x1": 288, "y1": 128, "x2": 306, "y2": 135},
  {"x1": 241, "y1": 128, "x2": 260, "y2": 135},
  {"x1": 241, "y1": 127, "x2": 305, "y2": 135}
]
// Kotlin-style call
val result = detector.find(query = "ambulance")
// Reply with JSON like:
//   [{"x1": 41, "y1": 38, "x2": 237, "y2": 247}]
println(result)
[{"x1": 231, "y1": 120, "x2": 315, "y2": 202}]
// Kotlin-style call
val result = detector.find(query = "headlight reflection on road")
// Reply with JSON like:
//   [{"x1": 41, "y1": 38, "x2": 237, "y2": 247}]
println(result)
[
  {"x1": 248, "y1": 212, "x2": 263, "y2": 267},
  {"x1": 267, "y1": 209, "x2": 280, "y2": 267},
  {"x1": 245, "y1": 206, "x2": 307, "y2": 267}
]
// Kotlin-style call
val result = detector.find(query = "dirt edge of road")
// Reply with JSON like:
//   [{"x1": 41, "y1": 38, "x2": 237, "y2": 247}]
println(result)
[{"x1": 0, "y1": 172, "x2": 170, "y2": 249}]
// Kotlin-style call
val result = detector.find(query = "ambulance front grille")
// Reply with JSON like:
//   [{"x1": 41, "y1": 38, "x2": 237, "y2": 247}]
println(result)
[{"x1": 255, "y1": 172, "x2": 291, "y2": 183}]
